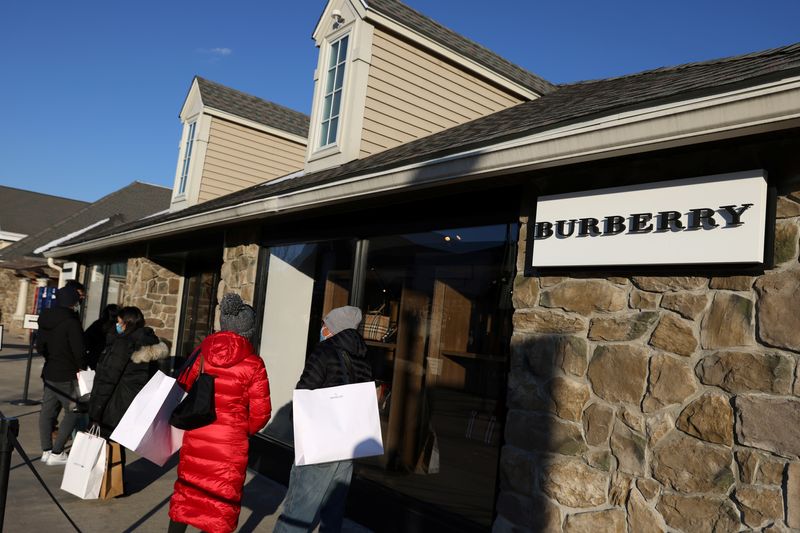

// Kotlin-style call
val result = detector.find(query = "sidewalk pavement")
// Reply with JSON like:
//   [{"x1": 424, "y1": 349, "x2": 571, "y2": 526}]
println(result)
[{"x1": 0, "y1": 333, "x2": 372, "y2": 532}]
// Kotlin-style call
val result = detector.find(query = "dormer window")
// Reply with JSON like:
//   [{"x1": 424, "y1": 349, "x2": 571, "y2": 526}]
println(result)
[
  {"x1": 319, "y1": 35, "x2": 349, "y2": 148},
  {"x1": 178, "y1": 121, "x2": 197, "y2": 194}
]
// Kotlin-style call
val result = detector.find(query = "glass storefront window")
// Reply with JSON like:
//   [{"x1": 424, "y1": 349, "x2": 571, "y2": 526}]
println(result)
[
  {"x1": 355, "y1": 224, "x2": 516, "y2": 528},
  {"x1": 258, "y1": 240, "x2": 355, "y2": 444},
  {"x1": 106, "y1": 261, "x2": 127, "y2": 306},
  {"x1": 177, "y1": 270, "x2": 218, "y2": 360},
  {"x1": 83, "y1": 261, "x2": 128, "y2": 328},
  {"x1": 83, "y1": 264, "x2": 106, "y2": 328}
]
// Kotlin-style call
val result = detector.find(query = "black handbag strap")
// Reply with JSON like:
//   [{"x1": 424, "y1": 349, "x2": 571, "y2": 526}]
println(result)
[
  {"x1": 176, "y1": 347, "x2": 202, "y2": 380},
  {"x1": 339, "y1": 350, "x2": 355, "y2": 384}
]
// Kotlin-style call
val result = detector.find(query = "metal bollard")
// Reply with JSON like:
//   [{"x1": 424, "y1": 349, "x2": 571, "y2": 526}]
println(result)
[{"x1": 0, "y1": 417, "x2": 20, "y2": 532}]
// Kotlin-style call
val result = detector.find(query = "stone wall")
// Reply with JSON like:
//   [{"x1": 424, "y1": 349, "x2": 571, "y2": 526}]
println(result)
[
  {"x1": 0, "y1": 270, "x2": 23, "y2": 336},
  {"x1": 123, "y1": 257, "x2": 181, "y2": 345},
  {"x1": 217, "y1": 227, "x2": 260, "y2": 306},
  {"x1": 0, "y1": 270, "x2": 40, "y2": 336},
  {"x1": 497, "y1": 193, "x2": 800, "y2": 532}
]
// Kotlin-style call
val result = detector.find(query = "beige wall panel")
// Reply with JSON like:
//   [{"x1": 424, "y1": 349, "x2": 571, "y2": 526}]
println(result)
[
  {"x1": 199, "y1": 117, "x2": 305, "y2": 201},
  {"x1": 370, "y1": 55, "x2": 496, "y2": 116},
  {"x1": 361, "y1": 124, "x2": 413, "y2": 149},
  {"x1": 367, "y1": 77, "x2": 477, "y2": 124},
  {"x1": 360, "y1": 29, "x2": 523, "y2": 157},
  {"x1": 362, "y1": 107, "x2": 434, "y2": 139},
  {"x1": 363, "y1": 92, "x2": 450, "y2": 132},
  {"x1": 211, "y1": 119, "x2": 307, "y2": 156},
  {"x1": 201, "y1": 165, "x2": 268, "y2": 188},
  {"x1": 205, "y1": 146, "x2": 303, "y2": 176},
  {"x1": 367, "y1": 76, "x2": 474, "y2": 123},
  {"x1": 373, "y1": 30, "x2": 520, "y2": 107}
]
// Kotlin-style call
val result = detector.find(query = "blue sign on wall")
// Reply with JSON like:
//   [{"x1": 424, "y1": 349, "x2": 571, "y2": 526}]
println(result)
[{"x1": 36, "y1": 287, "x2": 57, "y2": 313}]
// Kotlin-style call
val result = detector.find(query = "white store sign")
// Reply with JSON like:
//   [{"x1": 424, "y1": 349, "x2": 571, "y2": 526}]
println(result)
[{"x1": 530, "y1": 170, "x2": 768, "y2": 268}]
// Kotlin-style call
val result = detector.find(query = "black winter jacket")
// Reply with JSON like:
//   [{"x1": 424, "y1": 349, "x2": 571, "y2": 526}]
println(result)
[
  {"x1": 36, "y1": 306, "x2": 86, "y2": 382},
  {"x1": 84, "y1": 318, "x2": 115, "y2": 369},
  {"x1": 296, "y1": 329, "x2": 372, "y2": 389},
  {"x1": 88, "y1": 327, "x2": 169, "y2": 437}
]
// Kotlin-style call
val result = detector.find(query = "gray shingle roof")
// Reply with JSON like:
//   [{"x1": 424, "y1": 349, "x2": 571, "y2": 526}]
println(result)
[
  {"x1": 196, "y1": 77, "x2": 310, "y2": 138},
  {"x1": 0, "y1": 186, "x2": 87, "y2": 237},
  {"x1": 0, "y1": 181, "x2": 171, "y2": 261},
  {"x1": 61, "y1": 41, "x2": 800, "y2": 249},
  {"x1": 365, "y1": 0, "x2": 556, "y2": 96}
]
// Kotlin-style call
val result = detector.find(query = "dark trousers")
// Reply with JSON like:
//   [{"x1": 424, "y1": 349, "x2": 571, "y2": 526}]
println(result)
[{"x1": 39, "y1": 380, "x2": 79, "y2": 454}]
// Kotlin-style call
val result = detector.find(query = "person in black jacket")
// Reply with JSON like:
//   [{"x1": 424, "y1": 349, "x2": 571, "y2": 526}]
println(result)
[
  {"x1": 88, "y1": 306, "x2": 169, "y2": 440},
  {"x1": 36, "y1": 285, "x2": 87, "y2": 466},
  {"x1": 84, "y1": 304, "x2": 118, "y2": 369},
  {"x1": 275, "y1": 306, "x2": 372, "y2": 533}
]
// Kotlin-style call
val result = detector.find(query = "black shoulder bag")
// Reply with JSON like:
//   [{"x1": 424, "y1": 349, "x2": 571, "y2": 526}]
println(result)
[{"x1": 170, "y1": 353, "x2": 217, "y2": 430}]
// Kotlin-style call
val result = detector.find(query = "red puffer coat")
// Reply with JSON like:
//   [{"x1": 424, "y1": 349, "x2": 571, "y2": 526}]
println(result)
[{"x1": 169, "y1": 331, "x2": 271, "y2": 533}]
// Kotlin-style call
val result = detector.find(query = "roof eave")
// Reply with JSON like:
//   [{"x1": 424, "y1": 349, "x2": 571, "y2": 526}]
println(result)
[{"x1": 47, "y1": 75, "x2": 800, "y2": 258}]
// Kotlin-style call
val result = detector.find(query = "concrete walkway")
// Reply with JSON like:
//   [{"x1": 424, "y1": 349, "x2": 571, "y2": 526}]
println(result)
[{"x1": 0, "y1": 333, "x2": 371, "y2": 533}]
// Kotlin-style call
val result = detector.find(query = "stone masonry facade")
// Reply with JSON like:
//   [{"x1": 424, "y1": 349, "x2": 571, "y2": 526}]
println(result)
[
  {"x1": 497, "y1": 191, "x2": 800, "y2": 532},
  {"x1": 123, "y1": 257, "x2": 181, "y2": 345},
  {"x1": 217, "y1": 227, "x2": 260, "y2": 306}
]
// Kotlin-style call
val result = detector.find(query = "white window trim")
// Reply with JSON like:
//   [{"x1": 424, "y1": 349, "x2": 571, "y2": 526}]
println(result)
[
  {"x1": 317, "y1": 33, "x2": 351, "y2": 150},
  {"x1": 178, "y1": 120, "x2": 198, "y2": 194},
  {"x1": 170, "y1": 113, "x2": 211, "y2": 211},
  {"x1": 305, "y1": 14, "x2": 374, "y2": 173}
]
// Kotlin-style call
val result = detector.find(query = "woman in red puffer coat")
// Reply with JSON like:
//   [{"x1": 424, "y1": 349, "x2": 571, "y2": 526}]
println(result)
[{"x1": 168, "y1": 294, "x2": 271, "y2": 533}]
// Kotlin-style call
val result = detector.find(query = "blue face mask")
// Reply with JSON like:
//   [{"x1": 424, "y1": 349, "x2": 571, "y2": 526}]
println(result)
[
  {"x1": 115, "y1": 323, "x2": 124, "y2": 335},
  {"x1": 320, "y1": 328, "x2": 327, "y2": 342}
]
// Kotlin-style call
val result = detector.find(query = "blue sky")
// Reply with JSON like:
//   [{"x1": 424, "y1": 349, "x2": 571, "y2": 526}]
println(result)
[{"x1": 1, "y1": 0, "x2": 798, "y2": 202}]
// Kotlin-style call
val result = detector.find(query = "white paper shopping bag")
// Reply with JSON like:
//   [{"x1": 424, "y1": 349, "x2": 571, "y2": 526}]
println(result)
[
  {"x1": 110, "y1": 371, "x2": 185, "y2": 466},
  {"x1": 77, "y1": 369, "x2": 95, "y2": 397},
  {"x1": 293, "y1": 381, "x2": 384, "y2": 466},
  {"x1": 60, "y1": 428, "x2": 106, "y2": 499}
]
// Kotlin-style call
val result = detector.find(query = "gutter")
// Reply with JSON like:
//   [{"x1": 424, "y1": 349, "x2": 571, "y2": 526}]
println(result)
[{"x1": 46, "y1": 75, "x2": 800, "y2": 258}]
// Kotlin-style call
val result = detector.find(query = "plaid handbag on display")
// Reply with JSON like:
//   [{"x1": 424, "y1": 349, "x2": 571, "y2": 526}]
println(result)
[{"x1": 360, "y1": 304, "x2": 391, "y2": 341}]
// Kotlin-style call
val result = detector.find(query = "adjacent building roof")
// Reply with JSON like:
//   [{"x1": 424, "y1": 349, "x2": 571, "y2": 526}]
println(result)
[
  {"x1": 0, "y1": 181, "x2": 171, "y2": 263},
  {"x1": 55, "y1": 41, "x2": 800, "y2": 250},
  {"x1": 196, "y1": 77, "x2": 310, "y2": 138},
  {"x1": 0, "y1": 186, "x2": 87, "y2": 237},
  {"x1": 365, "y1": 0, "x2": 556, "y2": 96}
]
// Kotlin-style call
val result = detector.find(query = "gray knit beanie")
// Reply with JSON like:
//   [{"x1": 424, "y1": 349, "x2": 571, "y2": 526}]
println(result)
[
  {"x1": 219, "y1": 293, "x2": 256, "y2": 340},
  {"x1": 323, "y1": 306, "x2": 363, "y2": 336}
]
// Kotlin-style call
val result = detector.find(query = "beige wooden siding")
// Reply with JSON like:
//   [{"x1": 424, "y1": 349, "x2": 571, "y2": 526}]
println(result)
[
  {"x1": 198, "y1": 117, "x2": 306, "y2": 202},
  {"x1": 360, "y1": 28, "x2": 523, "y2": 158}
]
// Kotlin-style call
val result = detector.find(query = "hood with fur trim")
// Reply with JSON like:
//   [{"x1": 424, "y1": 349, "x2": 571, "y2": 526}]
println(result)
[{"x1": 131, "y1": 341, "x2": 170, "y2": 364}]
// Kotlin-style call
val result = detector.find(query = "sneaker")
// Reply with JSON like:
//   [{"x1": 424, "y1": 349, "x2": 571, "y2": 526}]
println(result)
[
  {"x1": 46, "y1": 451, "x2": 69, "y2": 466},
  {"x1": 40, "y1": 451, "x2": 51, "y2": 463}
]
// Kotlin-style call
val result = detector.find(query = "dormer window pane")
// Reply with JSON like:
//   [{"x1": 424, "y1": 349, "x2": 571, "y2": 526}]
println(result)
[
  {"x1": 328, "y1": 41, "x2": 340, "y2": 69},
  {"x1": 319, "y1": 35, "x2": 349, "y2": 148},
  {"x1": 325, "y1": 68, "x2": 336, "y2": 93},
  {"x1": 329, "y1": 117, "x2": 339, "y2": 141},
  {"x1": 178, "y1": 121, "x2": 197, "y2": 194},
  {"x1": 335, "y1": 67, "x2": 345, "y2": 90}
]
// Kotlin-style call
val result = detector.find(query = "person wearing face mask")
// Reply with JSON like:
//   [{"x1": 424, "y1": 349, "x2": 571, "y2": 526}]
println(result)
[
  {"x1": 88, "y1": 306, "x2": 169, "y2": 443},
  {"x1": 36, "y1": 285, "x2": 87, "y2": 466},
  {"x1": 274, "y1": 305, "x2": 372, "y2": 533}
]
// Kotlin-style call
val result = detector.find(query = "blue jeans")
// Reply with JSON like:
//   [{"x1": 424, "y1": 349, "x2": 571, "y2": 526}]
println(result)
[{"x1": 274, "y1": 460, "x2": 354, "y2": 533}]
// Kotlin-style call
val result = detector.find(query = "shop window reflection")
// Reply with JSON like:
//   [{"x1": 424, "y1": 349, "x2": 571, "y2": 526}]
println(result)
[
  {"x1": 258, "y1": 240, "x2": 355, "y2": 445},
  {"x1": 356, "y1": 224, "x2": 516, "y2": 528}
]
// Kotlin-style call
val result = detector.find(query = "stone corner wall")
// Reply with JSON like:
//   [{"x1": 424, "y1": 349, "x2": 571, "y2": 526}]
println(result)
[
  {"x1": 124, "y1": 257, "x2": 181, "y2": 346},
  {"x1": 216, "y1": 228, "x2": 260, "y2": 329},
  {"x1": 496, "y1": 194, "x2": 800, "y2": 532}
]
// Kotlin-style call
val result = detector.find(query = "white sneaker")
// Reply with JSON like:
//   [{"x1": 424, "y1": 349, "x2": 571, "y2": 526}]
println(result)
[
  {"x1": 40, "y1": 451, "x2": 51, "y2": 463},
  {"x1": 46, "y1": 451, "x2": 69, "y2": 466}
]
